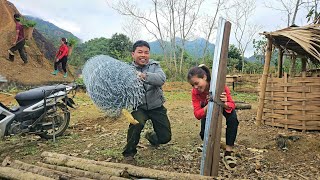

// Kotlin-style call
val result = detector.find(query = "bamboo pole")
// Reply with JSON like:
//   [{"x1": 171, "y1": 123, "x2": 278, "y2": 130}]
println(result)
[
  {"x1": 277, "y1": 48, "x2": 283, "y2": 78},
  {"x1": 256, "y1": 36, "x2": 273, "y2": 126}
]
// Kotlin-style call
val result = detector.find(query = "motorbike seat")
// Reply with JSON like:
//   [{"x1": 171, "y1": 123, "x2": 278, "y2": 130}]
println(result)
[
  {"x1": 10, "y1": 106, "x2": 19, "y2": 112},
  {"x1": 15, "y1": 85, "x2": 66, "y2": 106}
]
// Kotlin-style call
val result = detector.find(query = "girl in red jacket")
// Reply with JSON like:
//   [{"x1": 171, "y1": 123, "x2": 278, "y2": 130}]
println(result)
[
  {"x1": 187, "y1": 64, "x2": 239, "y2": 170},
  {"x1": 52, "y1": 37, "x2": 69, "y2": 78}
]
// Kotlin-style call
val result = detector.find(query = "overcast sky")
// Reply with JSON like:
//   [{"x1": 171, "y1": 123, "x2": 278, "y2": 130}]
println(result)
[{"x1": 9, "y1": 0, "x2": 311, "y2": 56}]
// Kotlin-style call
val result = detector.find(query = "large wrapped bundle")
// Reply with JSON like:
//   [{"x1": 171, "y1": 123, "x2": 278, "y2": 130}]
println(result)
[{"x1": 82, "y1": 55, "x2": 144, "y2": 117}]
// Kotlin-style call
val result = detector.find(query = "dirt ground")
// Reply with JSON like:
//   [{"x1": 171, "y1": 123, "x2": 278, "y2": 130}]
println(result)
[{"x1": 0, "y1": 82, "x2": 319, "y2": 179}]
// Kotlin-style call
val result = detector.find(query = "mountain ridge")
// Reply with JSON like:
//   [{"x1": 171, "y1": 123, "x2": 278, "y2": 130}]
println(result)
[
  {"x1": 25, "y1": 15, "x2": 81, "y2": 48},
  {"x1": 149, "y1": 38, "x2": 215, "y2": 58}
]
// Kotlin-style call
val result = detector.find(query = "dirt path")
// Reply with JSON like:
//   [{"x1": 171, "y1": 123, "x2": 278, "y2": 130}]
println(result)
[{"x1": 0, "y1": 82, "x2": 319, "y2": 179}]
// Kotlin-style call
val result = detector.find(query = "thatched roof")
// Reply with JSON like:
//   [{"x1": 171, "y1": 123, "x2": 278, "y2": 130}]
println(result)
[{"x1": 263, "y1": 24, "x2": 320, "y2": 64}]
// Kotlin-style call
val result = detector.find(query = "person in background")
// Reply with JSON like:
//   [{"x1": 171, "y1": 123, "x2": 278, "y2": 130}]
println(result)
[
  {"x1": 52, "y1": 37, "x2": 68, "y2": 78},
  {"x1": 8, "y1": 13, "x2": 28, "y2": 63},
  {"x1": 187, "y1": 64, "x2": 239, "y2": 170},
  {"x1": 122, "y1": 40, "x2": 171, "y2": 162}
]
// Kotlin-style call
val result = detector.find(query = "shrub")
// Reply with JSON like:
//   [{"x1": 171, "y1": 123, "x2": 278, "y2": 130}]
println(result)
[
  {"x1": 68, "y1": 38, "x2": 78, "y2": 47},
  {"x1": 19, "y1": 17, "x2": 37, "y2": 27}
]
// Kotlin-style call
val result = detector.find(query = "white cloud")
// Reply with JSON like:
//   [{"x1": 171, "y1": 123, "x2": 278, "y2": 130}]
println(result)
[
  {"x1": 8, "y1": 0, "x2": 125, "y2": 41},
  {"x1": 8, "y1": 0, "x2": 313, "y2": 56}
]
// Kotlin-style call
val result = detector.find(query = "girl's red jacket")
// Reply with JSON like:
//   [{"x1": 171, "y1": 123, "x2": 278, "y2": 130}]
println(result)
[
  {"x1": 56, "y1": 44, "x2": 68, "y2": 60},
  {"x1": 191, "y1": 85, "x2": 235, "y2": 120}
]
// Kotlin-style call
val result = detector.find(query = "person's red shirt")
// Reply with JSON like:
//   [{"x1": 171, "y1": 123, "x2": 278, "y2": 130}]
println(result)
[
  {"x1": 56, "y1": 44, "x2": 68, "y2": 60},
  {"x1": 191, "y1": 85, "x2": 235, "y2": 120},
  {"x1": 16, "y1": 22, "x2": 24, "y2": 42}
]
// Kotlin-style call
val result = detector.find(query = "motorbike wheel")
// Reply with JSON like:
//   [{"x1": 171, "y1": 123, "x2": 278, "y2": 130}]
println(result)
[{"x1": 39, "y1": 103, "x2": 70, "y2": 139}]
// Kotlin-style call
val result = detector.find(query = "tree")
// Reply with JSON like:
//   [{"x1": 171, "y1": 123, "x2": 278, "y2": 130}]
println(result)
[
  {"x1": 228, "y1": 44, "x2": 242, "y2": 73},
  {"x1": 264, "y1": 0, "x2": 305, "y2": 26},
  {"x1": 228, "y1": 0, "x2": 262, "y2": 73},
  {"x1": 253, "y1": 37, "x2": 267, "y2": 64},
  {"x1": 108, "y1": 33, "x2": 133, "y2": 61},
  {"x1": 109, "y1": 0, "x2": 172, "y2": 70},
  {"x1": 199, "y1": 0, "x2": 228, "y2": 63},
  {"x1": 306, "y1": 0, "x2": 320, "y2": 24},
  {"x1": 69, "y1": 37, "x2": 110, "y2": 66},
  {"x1": 109, "y1": 0, "x2": 205, "y2": 79},
  {"x1": 122, "y1": 17, "x2": 142, "y2": 42},
  {"x1": 176, "y1": 0, "x2": 204, "y2": 74}
]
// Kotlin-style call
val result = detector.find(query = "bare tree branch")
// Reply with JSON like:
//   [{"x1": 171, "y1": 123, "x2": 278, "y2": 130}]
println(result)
[{"x1": 228, "y1": 0, "x2": 262, "y2": 72}]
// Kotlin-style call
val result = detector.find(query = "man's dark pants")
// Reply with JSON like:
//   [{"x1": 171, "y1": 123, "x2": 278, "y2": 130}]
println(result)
[
  {"x1": 122, "y1": 105, "x2": 171, "y2": 157},
  {"x1": 9, "y1": 39, "x2": 28, "y2": 63}
]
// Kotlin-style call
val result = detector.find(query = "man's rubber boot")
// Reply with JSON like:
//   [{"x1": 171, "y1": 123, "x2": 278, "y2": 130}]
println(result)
[
  {"x1": 8, "y1": 50, "x2": 14, "y2": 56},
  {"x1": 51, "y1": 70, "x2": 58, "y2": 75},
  {"x1": 8, "y1": 54, "x2": 14, "y2": 61}
]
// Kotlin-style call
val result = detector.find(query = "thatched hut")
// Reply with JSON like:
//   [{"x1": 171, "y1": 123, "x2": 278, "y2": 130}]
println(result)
[{"x1": 256, "y1": 24, "x2": 320, "y2": 131}]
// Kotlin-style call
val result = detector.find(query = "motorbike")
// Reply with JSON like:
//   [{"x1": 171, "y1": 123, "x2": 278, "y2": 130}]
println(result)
[{"x1": 0, "y1": 83, "x2": 76, "y2": 139}]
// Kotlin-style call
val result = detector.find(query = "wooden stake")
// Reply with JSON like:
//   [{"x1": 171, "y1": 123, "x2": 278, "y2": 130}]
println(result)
[
  {"x1": 256, "y1": 36, "x2": 273, "y2": 126},
  {"x1": 200, "y1": 18, "x2": 231, "y2": 177}
]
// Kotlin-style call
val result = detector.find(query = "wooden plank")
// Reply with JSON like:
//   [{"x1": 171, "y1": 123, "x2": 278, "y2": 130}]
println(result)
[{"x1": 200, "y1": 18, "x2": 231, "y2": 177}]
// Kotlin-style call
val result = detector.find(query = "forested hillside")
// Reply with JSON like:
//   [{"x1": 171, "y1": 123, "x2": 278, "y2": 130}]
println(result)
[{"x1": 25, "y1": 15, "x2": 81, "y2": 48}]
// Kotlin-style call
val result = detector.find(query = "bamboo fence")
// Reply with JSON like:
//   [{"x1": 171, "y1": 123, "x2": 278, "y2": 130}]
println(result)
[{"x1": 259, "y1": 72, "x2": 320, "y2": 131}]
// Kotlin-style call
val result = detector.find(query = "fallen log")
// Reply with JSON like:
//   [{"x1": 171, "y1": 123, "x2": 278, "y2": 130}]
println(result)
[
  {"x1": 37, "y1": 162, "x2": 126, "y2": 180},
  {"x1": 42, "y1": 157, "x2": 124, "y2": 177},
  {"x1": 41, "y1": 151, "x2": 214, "y2": 180},
  {"x1": 0, "y1": 166, "x2": 53, "y2": 180},
  {"x1": 235, "y1": 102, "x2": 252, "y2": 109},
  {"x1": 7, "y1": 159, "x2": 90, "y2": 180}
]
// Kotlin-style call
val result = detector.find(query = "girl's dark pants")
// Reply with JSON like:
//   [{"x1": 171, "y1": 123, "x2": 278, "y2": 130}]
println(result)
[
  {"x1": 200, "y1": 109, "x2": 239, "y2": 146},
  {"x1": 54, "y1": 56, "x2": 68, "y2": 73}
]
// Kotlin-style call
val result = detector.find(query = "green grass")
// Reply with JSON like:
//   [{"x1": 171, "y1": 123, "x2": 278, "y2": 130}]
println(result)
[
  {"x1": 164, "y1": 90, "x2": 258, "y2": 104},
  {"x1": 21, "y1": 146, "x2": 38, "y2": 156},
  {"x1": 101, "y1": 148, "x2": 122, "y2": 159},
  {"x1": 164, "y1": 91, "x2": 190, "y2": 101},
  {"x1": 232, "y1": 91, "x2": 258, "y2": 103}
]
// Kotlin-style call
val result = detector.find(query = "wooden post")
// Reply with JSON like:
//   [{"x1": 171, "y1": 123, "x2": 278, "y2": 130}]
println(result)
[
  {"x1": 301, "y1": 57, "x2": 307, "y2": 73},
  {"x1": 200, "y1": 18, "x2": 231, "y2": 177},
  {"x1": 290, "y1": 55, "x2": 296, "y2": 77},
  {"x1": 256, "y1": 36, "x2": 272, "y2": 126},
  {"x1": 277, "y1": 48, "x2": 283, "y2": 78}
]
